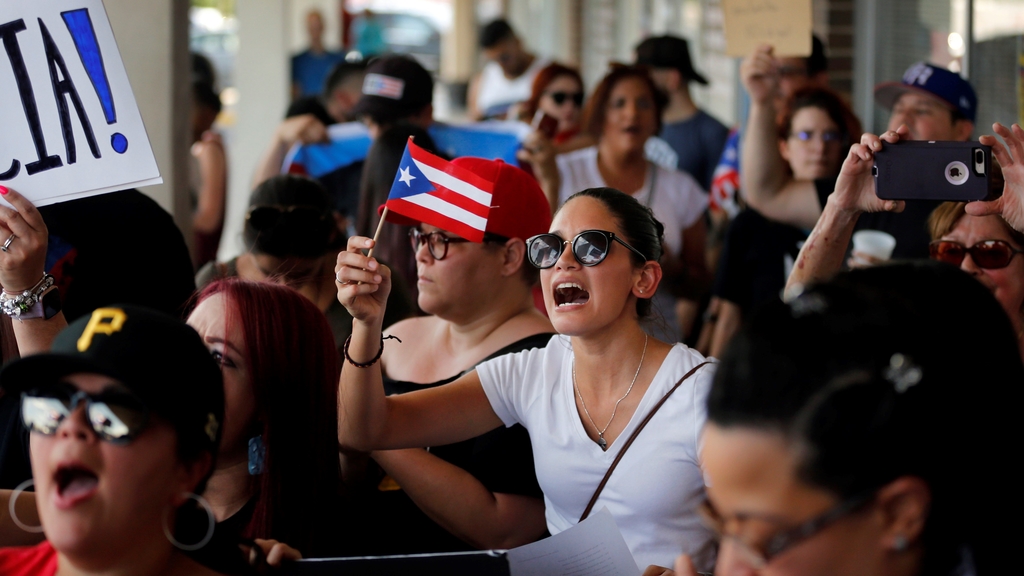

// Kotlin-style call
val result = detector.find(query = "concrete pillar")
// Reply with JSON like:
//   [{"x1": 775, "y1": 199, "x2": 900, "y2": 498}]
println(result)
[
  {"x1": 103, "y1": 0, "x2": 191, "y2": 232},
  {"x1": 441, "y1": 0, "x2": 477, "y2": 108},
  {"x1": 221, "y1": 0, "x2": 291, "y2": 259}
]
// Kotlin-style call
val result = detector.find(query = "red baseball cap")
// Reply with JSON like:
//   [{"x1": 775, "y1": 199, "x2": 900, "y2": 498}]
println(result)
[{"x1": 380, "y1": 158, "x2": 552, "y2": 241}]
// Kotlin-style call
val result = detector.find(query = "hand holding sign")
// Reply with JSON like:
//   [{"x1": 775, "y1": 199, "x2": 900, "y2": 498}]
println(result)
[
  {"x1": 723, "y1": 0, "x2": 813, "y2": 58},
  {"x1": 0, "y1": 0, "x2": 160, "y2": 207},
  {"x1": 0, "y1": 186, "x2": 49, "y2": 293}
]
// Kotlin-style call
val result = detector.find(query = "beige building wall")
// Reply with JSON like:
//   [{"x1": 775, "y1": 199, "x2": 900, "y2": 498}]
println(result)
[{"x1": 104, "y1": 0, "x2": 191, "y2": 233}]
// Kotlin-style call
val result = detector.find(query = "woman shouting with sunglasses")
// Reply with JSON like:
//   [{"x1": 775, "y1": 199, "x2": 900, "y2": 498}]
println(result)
[
  {"x1": 337, "y1": 185, "x2": 716, "y2": 571},
  {"x1": 0, "y1": 305, "x2": 232, "y2": 576},
  {"x1": 523, "y1": 65, "x2": 711, "y2": 344}
]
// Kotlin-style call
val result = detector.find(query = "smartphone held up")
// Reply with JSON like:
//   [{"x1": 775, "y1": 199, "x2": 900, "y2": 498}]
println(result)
[{"x1": 873, "y1": 140, "x2": 997, "y2": 202}]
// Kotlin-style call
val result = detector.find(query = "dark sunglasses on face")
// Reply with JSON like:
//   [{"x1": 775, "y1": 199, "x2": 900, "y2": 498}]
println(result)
[
  {"x1": 246, "y1": 205, "x2": 329, "y2": 231},
  {"x1": 929, "y1": 239, "x2": 1024, "y2": 269},
  {"x1": 697, "y1": 492, "x2": 873, "y2": 569},
  {"x1": 21, "y1": 383, "x2": 149, "y2": 445},
  {"x1": 547, "y1": 91, "x2": 584, "y2": 106},
  {"x1": 525, "y1": 230, "x2": 647, "y2": 269}
]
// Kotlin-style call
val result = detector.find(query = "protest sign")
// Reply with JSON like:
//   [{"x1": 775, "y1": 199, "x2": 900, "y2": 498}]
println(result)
[
  {"x1": 722, "y1": 0, "x2": 813, "y2": 57},
  {"x1": 0, "y1": 0, "x2": 160, "y2": 207}
]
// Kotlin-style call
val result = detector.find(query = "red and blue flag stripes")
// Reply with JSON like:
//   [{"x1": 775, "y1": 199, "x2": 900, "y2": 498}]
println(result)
[{"x1": 384, "y1": 139, "x2": 494, "y2": 242}]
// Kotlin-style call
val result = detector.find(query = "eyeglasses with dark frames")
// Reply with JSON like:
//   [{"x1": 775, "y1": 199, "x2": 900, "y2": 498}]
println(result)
[
  {"x1": 409, "y1": 229, "x2": 509, "y2": 261},
  {"x1": 525, "y1": 230, "x2": 647, "y2": 269},
  {"x1": 698, "y1": 492, "x2": 874, "y2": 569}
]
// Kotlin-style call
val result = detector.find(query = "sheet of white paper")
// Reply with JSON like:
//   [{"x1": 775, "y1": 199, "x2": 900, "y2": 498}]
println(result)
[
  {"x1": 0, "y1": 0, "x2": 161, "y2": 206},
  {"x1": 507, "y1": 508, "x2": 641, "y2": 576}
]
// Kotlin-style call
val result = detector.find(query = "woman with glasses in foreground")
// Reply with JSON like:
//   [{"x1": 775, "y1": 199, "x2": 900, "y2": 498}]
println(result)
[
  {"x1": 336, "y1": 186, "x2": 716, "y2": 571},
  {"x1": 671, "y1": 261, "x2": 1021, "y2": 575}
]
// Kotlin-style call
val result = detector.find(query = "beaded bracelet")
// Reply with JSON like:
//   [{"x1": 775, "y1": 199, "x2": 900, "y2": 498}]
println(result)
[
  {"x1": 343, "y1": 334, "x2": 402, "y2": 368},
  {"x1": 1, "y1": 273, "x2": 55, "y2": 318}
]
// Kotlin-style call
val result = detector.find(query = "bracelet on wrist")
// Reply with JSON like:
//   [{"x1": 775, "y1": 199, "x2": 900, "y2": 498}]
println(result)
[
  {"x1": 343, "y1": 334, "x2": 401, "y2": 368},
  {"x1": 1, "y1": 274, "x2": 56, "y2": 319}
]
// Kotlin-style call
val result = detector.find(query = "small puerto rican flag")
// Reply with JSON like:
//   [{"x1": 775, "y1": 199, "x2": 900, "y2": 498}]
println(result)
[
  {"x1": 384, "y1": 139, "x2": 494, "y2": 242},
  {"x1": 362, "y1": 73, "x2": 405, "y2": 100}
]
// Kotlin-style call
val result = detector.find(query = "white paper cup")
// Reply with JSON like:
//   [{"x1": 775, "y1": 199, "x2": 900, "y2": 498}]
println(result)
[{"x1": 851, "y1": 230, "x2": 897, "y2": 265}]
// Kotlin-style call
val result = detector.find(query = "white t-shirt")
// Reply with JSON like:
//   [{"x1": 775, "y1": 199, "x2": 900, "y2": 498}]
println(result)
[
  {"x1": 476, "y1": 58, "x2": 550, "y2": 117},
  {"x1": 476, "y1": 336, "x2": 717, "y2": 571},
  {"x1": 556, "y1": 146, "x2": 708, "y2": 256}
]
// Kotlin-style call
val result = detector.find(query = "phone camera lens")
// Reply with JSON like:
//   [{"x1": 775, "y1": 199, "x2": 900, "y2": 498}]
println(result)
[{"x1": 976, "y1": 150, "x2": 984, "y2": 163}]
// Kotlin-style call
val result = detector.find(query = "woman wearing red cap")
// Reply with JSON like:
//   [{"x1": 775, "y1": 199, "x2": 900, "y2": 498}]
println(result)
[{"x1": 341, "y1": 157, "x2": 555, "y2": 553}]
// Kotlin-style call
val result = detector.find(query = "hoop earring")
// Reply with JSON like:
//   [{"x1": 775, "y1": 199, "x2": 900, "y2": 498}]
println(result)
[
  {"x1": 163, "y1": 492, "x2": 216, "y2": 551},
  {"x1": 9, "y1": 479, "x2": 44, "y2": 533},
  {"x1": 892, "y1": 535, "x2": 909, "y2": 551}
]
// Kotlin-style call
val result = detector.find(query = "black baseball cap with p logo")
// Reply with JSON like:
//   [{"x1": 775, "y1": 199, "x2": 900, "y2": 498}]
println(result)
[{"x1": 0, "y1": 305, "x2": 224, "y2": 453}]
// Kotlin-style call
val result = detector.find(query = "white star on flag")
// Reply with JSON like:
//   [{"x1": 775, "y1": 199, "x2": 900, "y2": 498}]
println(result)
[{"x1": 398, "y1": 166, "x2": 416, "y2": 186}]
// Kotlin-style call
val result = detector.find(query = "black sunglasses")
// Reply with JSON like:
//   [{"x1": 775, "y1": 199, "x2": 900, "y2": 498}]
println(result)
[
  {"x1": 929, "y1": 240, "x2": 1024, "y2": 270},
  {"x1": 246, "y1": 205, "x2": 329, "y2": 231},
  {"x1": 22, "y1": 384, "x2": 149, "y2": 445},
  {"x1": 547, "y1": 91, "x2": 584, "y2": 106},
  {"x1": 526, "y1": 230, "x2": 647, "y2": 269}
]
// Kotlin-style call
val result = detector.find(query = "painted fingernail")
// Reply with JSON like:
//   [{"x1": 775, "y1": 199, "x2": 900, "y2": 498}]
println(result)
[{"x1": 0, "y1": 186, "x2": 8, "y2": 195}]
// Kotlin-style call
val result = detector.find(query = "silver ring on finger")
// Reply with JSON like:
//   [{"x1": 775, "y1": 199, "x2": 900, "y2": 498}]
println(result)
[
  {"x1": 1, "y1": 234, "x2": 15, "y2": 253},
  {"x1": 335, "y1": 272, "x2": 352, "y2": 285}
]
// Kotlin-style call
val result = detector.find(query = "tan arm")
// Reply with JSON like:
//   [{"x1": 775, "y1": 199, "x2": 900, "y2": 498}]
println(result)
[{"x1": 372, "y1": 449, "x2": 546, "y2": 549}]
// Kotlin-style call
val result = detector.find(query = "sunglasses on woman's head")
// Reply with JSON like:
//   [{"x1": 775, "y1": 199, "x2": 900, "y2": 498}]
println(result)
[
  {"x1": 246, "y1": 205, "x2": 328, "y2": 231},
  {"x1": 929, "y1": 240, "x2": 1024, "y2": 269},
  {"x1": 547, "y1": 91, "x2": 584, "y2": 106},
  {"x1": 21, "y1": 383, "x2": 149, "y2": 445},
  {"x1": 526, "y1": 230, "x2": 647, "y2": 269}
]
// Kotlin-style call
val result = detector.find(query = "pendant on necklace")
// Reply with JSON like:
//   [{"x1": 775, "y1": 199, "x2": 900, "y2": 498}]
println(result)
[{"x1": 598, "y1": 435, "x2": 608, "y2": 451}]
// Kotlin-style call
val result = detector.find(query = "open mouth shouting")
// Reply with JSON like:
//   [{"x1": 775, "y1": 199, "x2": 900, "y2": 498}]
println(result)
[
  {"x1": 554, "y1": 282, "x2": 591, "y2": 307},
  {"x1": 53, "y1": 462, "x2": 99, "y2": 509}
]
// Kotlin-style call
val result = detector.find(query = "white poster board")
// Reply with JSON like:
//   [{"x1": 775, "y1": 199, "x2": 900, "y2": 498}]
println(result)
[{"x1": 0, "y1": 0, "x2": 161, "y2": 207}]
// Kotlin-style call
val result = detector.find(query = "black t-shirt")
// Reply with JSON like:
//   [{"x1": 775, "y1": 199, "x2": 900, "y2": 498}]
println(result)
[
  {"x1": 713, "y1": 209, "x2": 808, "y2": 313},
  {"x1": 349, "y1": 333, "x2": 553, "y2": 556},
  {"x1": 814, "y1": 176, "x2": 940, "y2": 259}
]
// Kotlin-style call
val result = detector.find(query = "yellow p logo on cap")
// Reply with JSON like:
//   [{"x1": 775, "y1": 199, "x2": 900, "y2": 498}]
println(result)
[{"x1": 77, "y1": 308, "x2": 128, "y2": 352}]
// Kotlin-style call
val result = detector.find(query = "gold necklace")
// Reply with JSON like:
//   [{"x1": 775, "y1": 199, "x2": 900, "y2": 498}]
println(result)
[{"x1": 572, "y1": 334, "x2": 649, "y2": 451}]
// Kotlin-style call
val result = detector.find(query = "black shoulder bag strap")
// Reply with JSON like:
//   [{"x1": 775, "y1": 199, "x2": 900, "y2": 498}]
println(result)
[{"x1": 578, "y1": 360, "x2": 711, "y2": 523}]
